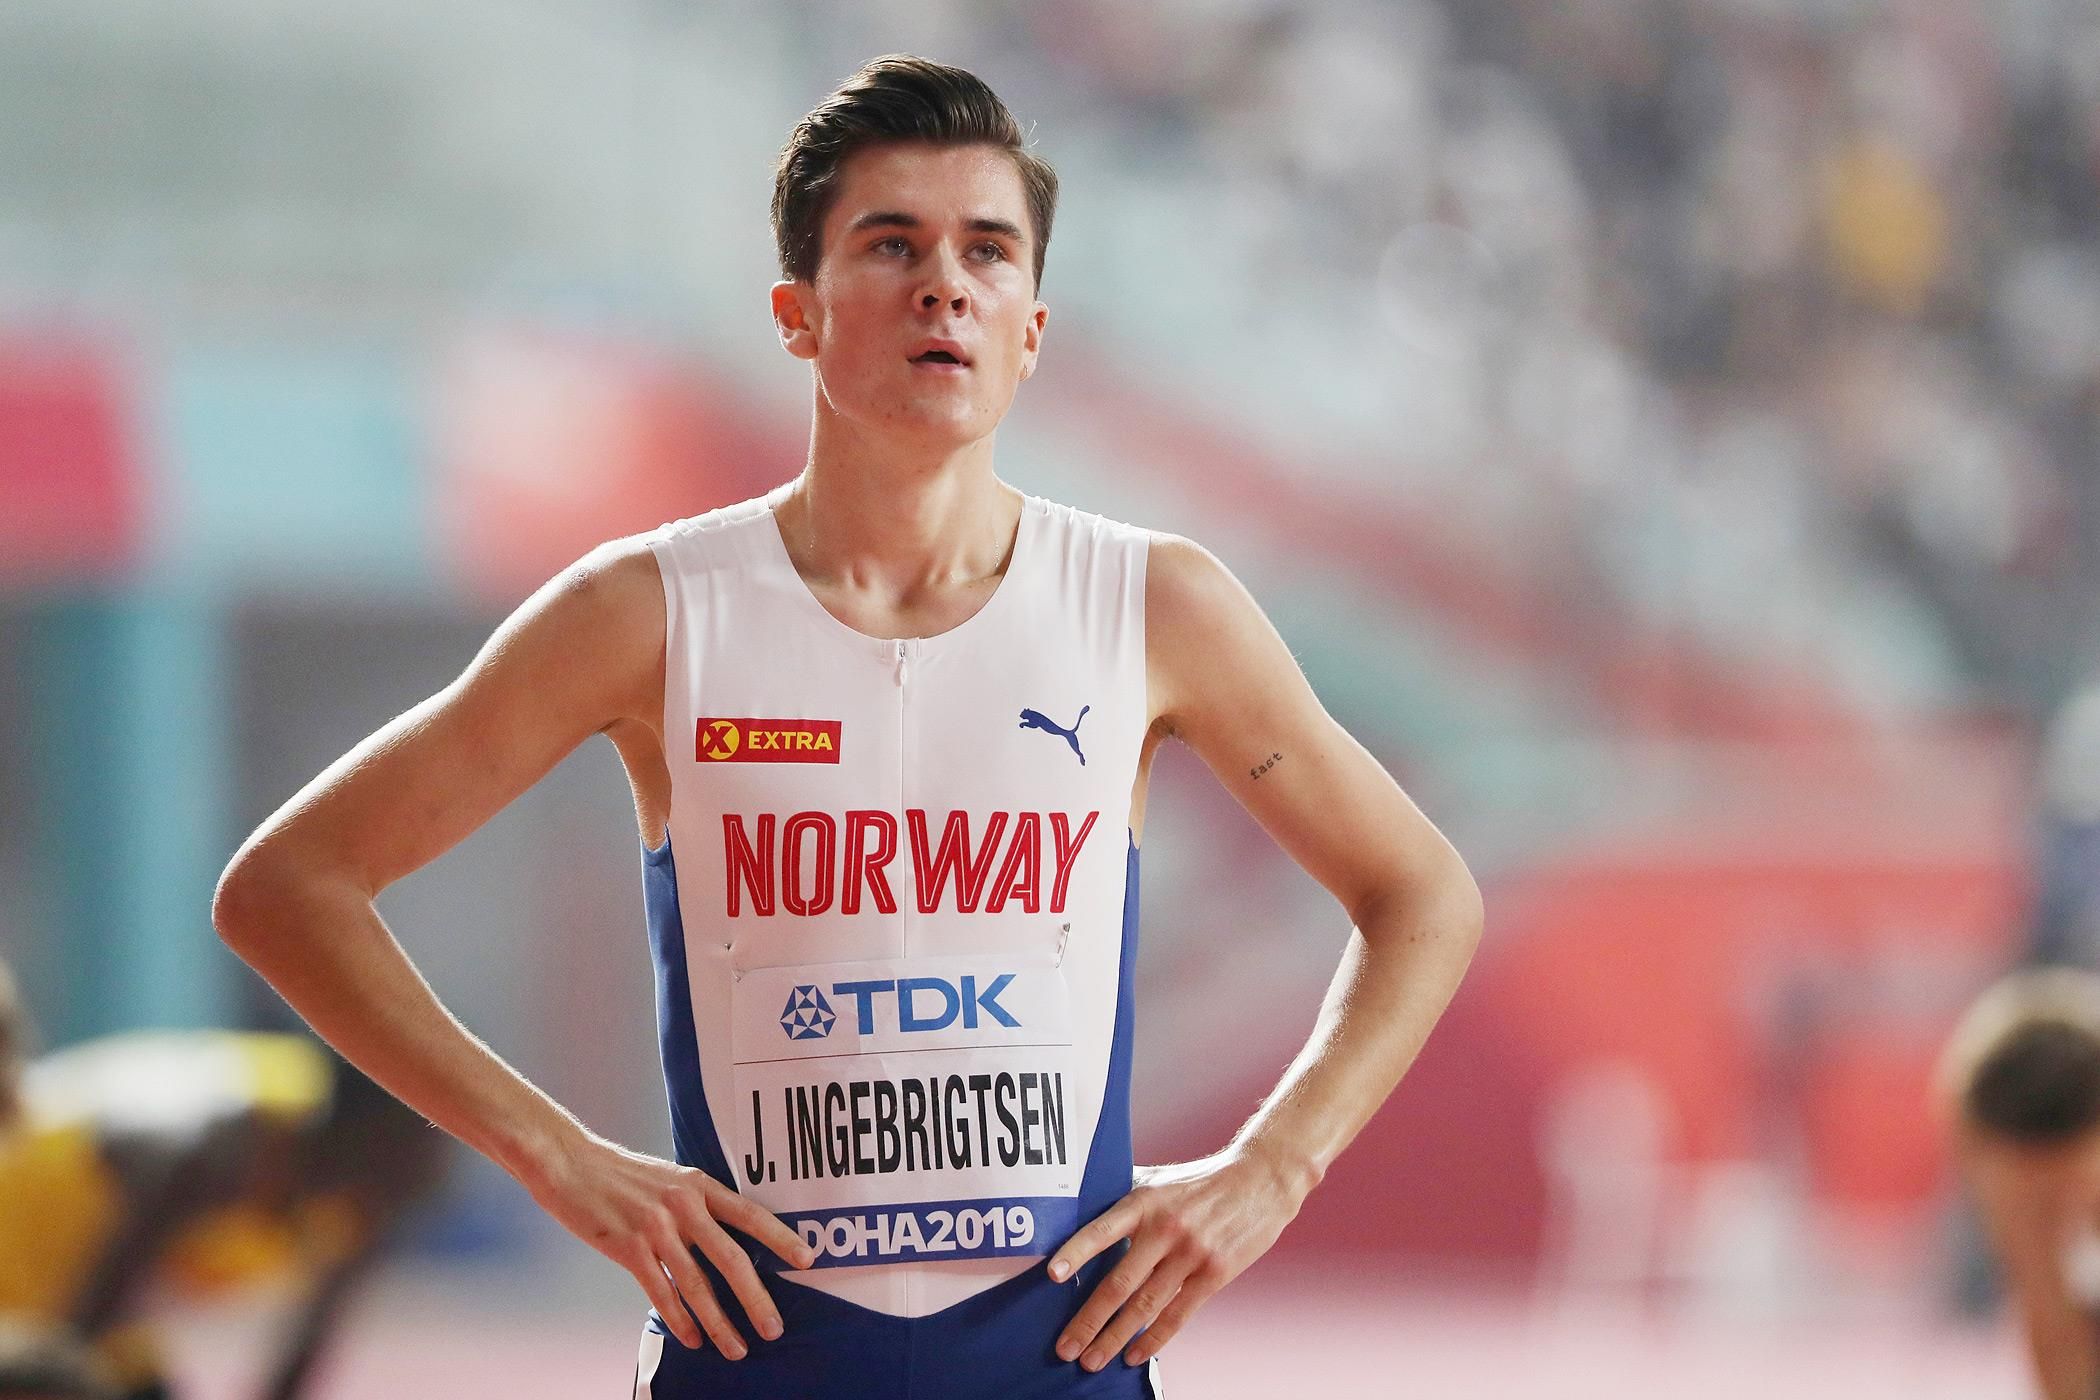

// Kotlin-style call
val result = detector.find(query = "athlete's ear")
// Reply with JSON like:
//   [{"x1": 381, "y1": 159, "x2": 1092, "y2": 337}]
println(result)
[
  {"x1": 1017, "y1": 300, "x2": 1048, "y2": 382},
  {"x1": 772, "y1": 281, "x2": 820, "y2": 362}
]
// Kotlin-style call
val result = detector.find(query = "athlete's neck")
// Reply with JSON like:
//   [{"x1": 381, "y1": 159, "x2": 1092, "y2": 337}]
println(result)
[{"x1": 780, "y1": 421, "x2": 1022, "y2": 601}]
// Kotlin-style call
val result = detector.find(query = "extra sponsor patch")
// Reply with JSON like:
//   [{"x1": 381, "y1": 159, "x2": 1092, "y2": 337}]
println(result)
[{"x1": 695, "y1": 717, "x2": 841, "y2": 764}]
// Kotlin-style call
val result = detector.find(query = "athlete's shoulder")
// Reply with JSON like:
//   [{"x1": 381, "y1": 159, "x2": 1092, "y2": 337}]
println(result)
[
  {"x1": 565, "y1": 489, "x2": 783, "y2": 615},
  {"x1": 1140, "y1": 530, "x2": 1243, "y2": 625},
  {"x1": 1023, "y1": 495, "x2": 1248, "y2": 633},
  {"x1": 1026, "y1": 492, "x2": 1154, "y2": 548},
  {"x1": 628, "y1": 489, "x2": 786, "y2": 598},
  {"x1": 1025, "y1": 495, "x2": 1160, "y2": 604},
  {"x1": 1140, "y1": 530, "x2": 1290, "y2": 730},
  {"x1": 463, "y1": 532, "x2": 669, "y2": 726},
  {"x1": 649, "y1": 489, "x2": 781, "y2": 550},
  {"x1": 530, "y1": 533, "x2": 665, "y2": 647}
]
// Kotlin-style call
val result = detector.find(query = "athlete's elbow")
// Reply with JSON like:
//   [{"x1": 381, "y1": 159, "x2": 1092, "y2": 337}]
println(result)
[
  {"x1": 1446, "y1": 865, "x2": 1485, "y2": 953},
  {"x1": 212, "y1": 845, "x2": 315, "y2": 953},
  {"x1": 1425, "y1": 839, "x2": 1485, "y2": 945},
  {"x1": 1412, "y1": 874, "x2": 1484, "y2": 977},
  {"x1": 212, "y1": 851, "x2": 274, "y2": 951},
  {"x1": 1353, "y1": 856, "x2": 1483, "y2": 953}
]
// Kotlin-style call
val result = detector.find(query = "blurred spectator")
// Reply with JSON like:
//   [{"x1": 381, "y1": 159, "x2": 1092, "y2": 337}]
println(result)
[
  {"x1": 2031, "y1": 679, "x2": 2100, "y2": 967},
  {"x1": 0, "y1": 1319, "x2": 120, "y2": 1400},
  {"x1": 0, "y1": 959, "x2": 448, "y2": 1400}
]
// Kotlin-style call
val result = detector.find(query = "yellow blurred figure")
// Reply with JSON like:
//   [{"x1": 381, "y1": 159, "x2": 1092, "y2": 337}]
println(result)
[
  {"x1": 1821, "y1": 135, "x2": 1948, "y2": 317},
  {"x1": 0, "y1": 962, "x2": 447, "y2": 1400}
]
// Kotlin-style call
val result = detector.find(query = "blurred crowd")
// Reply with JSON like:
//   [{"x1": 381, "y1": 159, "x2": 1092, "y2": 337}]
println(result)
[
  {"x1": 11, "y1": 0, "x2": 2090, "y2": 724},
  {"x1": 799, "y1": 0, "x2": 2100, "y2": 723}
]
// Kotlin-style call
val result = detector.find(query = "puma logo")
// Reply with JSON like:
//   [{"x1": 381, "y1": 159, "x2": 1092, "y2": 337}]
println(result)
[{"x1": 1018, "y1": 705, "x2": 1089, "y2": 766}]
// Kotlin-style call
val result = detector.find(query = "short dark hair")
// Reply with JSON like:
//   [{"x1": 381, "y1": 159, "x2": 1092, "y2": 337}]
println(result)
[
  {"x1": 772, "y1": 55, "x2": 1059, "y2": 291},
  {"x1": 1943, "y1": 969, "x2": 2100, "y2": 1145}
]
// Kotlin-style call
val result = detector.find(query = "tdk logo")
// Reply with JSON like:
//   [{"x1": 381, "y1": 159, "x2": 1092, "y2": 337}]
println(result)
[
  {"x1": 828, "y1": 975, "x2": 1020, "y2": 1036},
  {"x1": 780, "y1": 985, "x2": 837, "y2": 1040}
]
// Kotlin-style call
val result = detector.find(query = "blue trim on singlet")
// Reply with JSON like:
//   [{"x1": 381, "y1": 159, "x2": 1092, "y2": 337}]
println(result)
[
  {"x1": 642, "y1": 833, "x2": 737, "y2": 1187},
  {"x1": 1075, "y1": 835, "x2": 1140, "y2": 1223},
  {"x1": 634, "y1": 832, "x2": 1156, "y2": 1400}
]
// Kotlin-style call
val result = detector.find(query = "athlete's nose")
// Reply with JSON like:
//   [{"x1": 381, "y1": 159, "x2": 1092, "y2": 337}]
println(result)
[{"x1": 917, "y1": 246, "x2": 970, "y2": 314}]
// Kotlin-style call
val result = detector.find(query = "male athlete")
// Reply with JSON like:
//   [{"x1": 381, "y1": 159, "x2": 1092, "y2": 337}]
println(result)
[
  {"x1": 1940, "y1": 968, "x2": 2100, "y2": 1400},
  {"x1": 212, "y1": 55, "x2": 1483, "y2": 1398}
]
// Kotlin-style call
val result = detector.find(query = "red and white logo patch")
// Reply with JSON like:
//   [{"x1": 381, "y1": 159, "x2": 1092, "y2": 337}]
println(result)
[{"x1": 695, "y1": 717, "x2": 842, "y2": 764}]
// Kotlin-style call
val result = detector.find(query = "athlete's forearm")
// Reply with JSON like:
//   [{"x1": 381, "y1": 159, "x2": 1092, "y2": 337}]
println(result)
[
  {"x1": 1227, "y1": 864, "x2": 1482, "y2": 1194},
  {"x1": 212, "y1": 862, "x2": 588, "y2": 1184},
  {"x1": 1960, "y1": 1140, "x2": 2100, "y2": 1400},
  {"x1": 2013, "y1": 1283, "x2": 2100, "y2": 1400},
  {"x1": 2027, "y1": 1316, "x2": 2097, "y2": 1400}
]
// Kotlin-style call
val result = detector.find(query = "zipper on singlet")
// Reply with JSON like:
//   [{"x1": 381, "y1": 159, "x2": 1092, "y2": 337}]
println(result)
[
  {"x1": 894, "y1": 637, "x2": 911, "y2": 993},
  {"x1": 892, "y1": 633, "x2": 921, "y2": 1319}
]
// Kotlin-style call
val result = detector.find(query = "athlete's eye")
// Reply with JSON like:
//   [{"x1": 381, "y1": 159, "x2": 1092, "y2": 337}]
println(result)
[
  {"x1": 874, "y1": 236, "x2": 910, "y2": 255},
  {"x1": 973, "y1": 242, "x2": 1006, "y2": 262}
]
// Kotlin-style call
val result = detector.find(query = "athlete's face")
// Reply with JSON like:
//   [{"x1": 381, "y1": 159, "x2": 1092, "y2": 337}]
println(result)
[{"x1": 772, "y1": 142, "x2": 1047, "y2": 448}]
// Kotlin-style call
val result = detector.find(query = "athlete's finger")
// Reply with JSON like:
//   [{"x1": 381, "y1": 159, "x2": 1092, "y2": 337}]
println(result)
[
  {"x1": 651, "y1": 1222, "x2": 747, "y2": 1360},
  {"x1": 628, "y1": 1247, "x2": 703, "y2": 1351},
  {"x1": 705, "y1": 1180, "x2": 818, "y2": 1269},
  {"x1": 1080, "y1": 1255, "x2": 1192, "y2": 1371},
  {"x1": 1046, "y1": 1194, "x2": 1144, "y2": 1283},
  {"x1": 1124, "y1": 1264, "x2": 1226, "y2": 1366},
  {"x1": 1055, "y1": 1233, "x2": 1171, "y2": 1363},
  {"x1": 676, "y1": 1200, "x2": 785, "y2": 1342}
]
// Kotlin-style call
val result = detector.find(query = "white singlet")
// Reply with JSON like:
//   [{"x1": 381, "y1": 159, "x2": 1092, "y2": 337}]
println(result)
[{"x1": 641, "y1": 483, "x2": 1150, "y2": 1334}]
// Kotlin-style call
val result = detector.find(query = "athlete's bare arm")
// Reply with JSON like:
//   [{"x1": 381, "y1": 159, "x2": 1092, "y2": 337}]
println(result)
[
  {"x1": 1958, "y1": 1128, "x2": 2100, "y2": 1400},
  {"x1": 1051, "y1": 533, "x2": 1484, "y2": 1372},
  {"x1": 212, "y1": 539, "x2": 815, "y2": 1356}
]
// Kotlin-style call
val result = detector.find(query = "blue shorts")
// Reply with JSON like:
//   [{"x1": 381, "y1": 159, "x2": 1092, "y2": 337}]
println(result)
[{"x1": 631, "y1": 1244, "x2": 1163, "y2": 1399}]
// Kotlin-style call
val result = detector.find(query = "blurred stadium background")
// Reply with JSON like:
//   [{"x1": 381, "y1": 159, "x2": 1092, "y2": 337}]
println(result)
[{"x1": 3, "y1": 0, "x2": 2098, "y2": 1394}]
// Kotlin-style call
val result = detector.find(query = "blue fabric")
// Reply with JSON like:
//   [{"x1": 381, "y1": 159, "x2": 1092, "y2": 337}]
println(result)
[
  {"x1": 636, "y1": 833, "x2": 1153, "y2": 1399},
  {"x1": 643, "y1": 833, "x2": 736, "y2": 1188}
]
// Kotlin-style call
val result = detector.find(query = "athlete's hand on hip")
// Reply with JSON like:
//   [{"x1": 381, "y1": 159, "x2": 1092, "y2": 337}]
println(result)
[
  {"x1": 521, "y1": 1132, "x2": 817, "y2": 1356},
  {"x1": 1047, "y1": 1145, "x2": 1310, "y2": 1371}
]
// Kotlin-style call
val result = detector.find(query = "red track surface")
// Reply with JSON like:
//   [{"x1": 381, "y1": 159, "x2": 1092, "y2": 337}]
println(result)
[{"x1": 161, "y1": 1262, "x2": 2025, "y2": 1399}]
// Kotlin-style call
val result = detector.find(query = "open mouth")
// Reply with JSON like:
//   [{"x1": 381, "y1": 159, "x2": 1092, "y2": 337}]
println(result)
[{"x1": 908, "y1": 339, "x2": 971, "y2": 368}]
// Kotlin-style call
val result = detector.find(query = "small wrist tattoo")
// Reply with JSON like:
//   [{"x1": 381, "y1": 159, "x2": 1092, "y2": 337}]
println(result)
[{"x1": 1249, "y1": 751, "x2": 1282, "y2": 779}]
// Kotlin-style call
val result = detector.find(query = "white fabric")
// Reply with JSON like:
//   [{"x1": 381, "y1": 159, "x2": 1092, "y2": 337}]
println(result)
[
  {"x1": 647, "y1": 485, "x2": 1149, "y2": 1318},
  {"x1": 632, "y1": 1326, "x2": 663, "y2": 1398}
]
